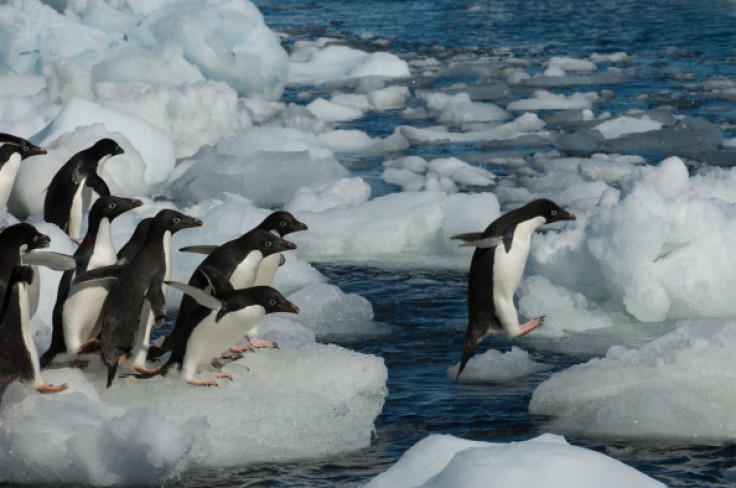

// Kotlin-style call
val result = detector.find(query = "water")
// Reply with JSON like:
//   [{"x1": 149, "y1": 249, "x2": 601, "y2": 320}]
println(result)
[{"x1": 175, "y1": 1, "x2": 736, "y2": 486}]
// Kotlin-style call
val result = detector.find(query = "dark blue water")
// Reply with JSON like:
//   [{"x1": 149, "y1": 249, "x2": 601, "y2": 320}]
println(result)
[{"x1": 174, "y1": 1, "x2": 736, "y2": 486}]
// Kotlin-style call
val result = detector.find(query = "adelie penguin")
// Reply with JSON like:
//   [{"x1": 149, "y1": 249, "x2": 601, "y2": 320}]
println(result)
[
  {"x1": 0, "y1": 134, "x2": 46, "y2": 214},
  {"x1": 148, "y1": 226, "x2": 297, "y2": 360},
  {"x1": 0, "y1": 224, "x2": 73, "y2": 397},
  {"x1": 43, "y1": 138, "x2": 124, "y2": 242},
  {"x1": 40, "y1": 196, "x2": 144, "y2": 369},
  {"x1": 161, "y1": 266, "x2": 299, "y2": 387},
  {"x1": 452, "y1": 199, "x2": 576, "y2": 380},
  {"x1": 72, "y1": 209, "x2": 202, "y2": 387}
]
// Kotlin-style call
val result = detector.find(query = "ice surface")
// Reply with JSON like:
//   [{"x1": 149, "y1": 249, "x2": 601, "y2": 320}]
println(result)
[
  {"x1": 289, "y1": 42, "x2": 410, "y2": 85},
  {"x1": 447, "y1": 346, "x2": 549, "y2": 383},
  {"x1": 507, "y1": 90, "x2": 598, "y2": 111},
  {"x1": 530, "y1": 318, "x2": 736, "y2": 443},
  {"x1": 364, "y1": 433, "x2": 665, "y2": 488}
]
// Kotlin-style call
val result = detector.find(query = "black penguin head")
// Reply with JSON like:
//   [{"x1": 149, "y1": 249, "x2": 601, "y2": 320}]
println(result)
[
  {"x1": 258, "y1": 211, "x2": 308, "y2": 237},
  {"x1": 91, "y1": 138, "x2": 125, "y2": 159},
  {"x1": 0, "y1": 137, "x2": 46, "y2": 161},
  {"x1": 155, "y1": 209, "x2": 203, "y2": 234},
  {"x1": 526, "y1": 199, "x2": 576, "y2": 224},
  {"x1": 251, "y1": 228, "x2": 297, "y2": 257},
  {"x1": 89, "y1": 196, "x2": 144, "y2": 223},
  {"x1": 0, "y1": 223, "x2": 50, "y2": 252},
  {"x1": 251, "y1": 286, "x2": 300, "y2": 315}
]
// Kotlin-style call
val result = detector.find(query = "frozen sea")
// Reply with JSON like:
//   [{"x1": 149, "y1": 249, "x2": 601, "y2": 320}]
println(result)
[{"x1": 2, "y1": 0, "x2": 736, "y2": 487}]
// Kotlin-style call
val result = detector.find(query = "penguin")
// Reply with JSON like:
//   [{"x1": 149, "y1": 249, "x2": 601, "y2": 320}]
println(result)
[
  {"x1": 0, "y1": 135, "x2": 46, "y2": 213},
  {"x1": 72, "y1": 209, "x2": 202, "y2": 387},
  {"x1": 0, "y1": 224, "x2": 68, "y2": 396},
  {"x1": 43, "y1": 138, "x2": 124, "y2": 242},
  {"x1": 161, "y1": 265, "x2": 299, "y2": 386},
  {"x1": 452, "y1": 199, "x2": 576, "y2": 379},
  {"x1": 40, "y1": 196, "x2": 143, "y2": 368},
  {"x1": 116, "y1": 217, "x2": 153, "y2": 264},
  {"x1": 179, "y1": 211, "x2": 308, "y2": 286},
  {"x1": 148, "y1": 228, "x2": 297, "y2": 359}
]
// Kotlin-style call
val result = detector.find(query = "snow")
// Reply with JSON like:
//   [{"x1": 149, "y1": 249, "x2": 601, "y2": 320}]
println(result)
[
  {"x1": 448, "y1": 346, "x2": 548, "y2": 383},
  {"x1": 530, "y1": 318, "x2": 736, "y2": 443},
  {"x1": 364, "y1": 433, "x2": 664, "y2": 488}
]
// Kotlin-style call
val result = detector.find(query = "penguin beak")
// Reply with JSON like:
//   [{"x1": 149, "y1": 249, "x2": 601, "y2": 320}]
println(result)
[
  {"x1": 275, "y1": 238, "x2": 298, "y2": 252},
  {"x1": 188, "y1": 218, "x2": 204, "y2": 228},
  {"x1": 297, "y1": 222, "x2": 308, "y2": 231},
  {"x1": 563, "y1": 211, "x2": 576, "y2": 221},
  {"x1": 279, "y1": 301, "x2": 300, "y2": 314},
  {"x1": 38, "y1": 234, "x2": 51, "y2": 248}
]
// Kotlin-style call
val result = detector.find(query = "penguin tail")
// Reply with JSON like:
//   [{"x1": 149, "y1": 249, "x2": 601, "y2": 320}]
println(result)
[
  {"x1": 455, "y1": 344, "x2": 477, "y2": 381},
  {"x1": 106, "y1": 362, "x2": 119, "y2": 388},
  {"x1": 147, "y1": 336, "x2": 170, "y2": 360}
]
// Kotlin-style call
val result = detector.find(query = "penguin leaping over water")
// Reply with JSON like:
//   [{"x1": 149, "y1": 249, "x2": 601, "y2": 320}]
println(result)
[{"x1": 452, "y1": 199, "x2": 576, "y2": 380}]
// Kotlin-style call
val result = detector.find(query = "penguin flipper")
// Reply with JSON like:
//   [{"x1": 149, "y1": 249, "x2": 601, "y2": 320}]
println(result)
[
  {"x1": 198, "y1": 265, "x2": 234, "y2": 295},
  {"x1": 22, "y1": 251, "x2": 77, "y2": 271},
  {"x1": 106, "y1": 361, "x2": 119, "y2": 388},
  {"x1": 452, "y1": 232, "x2": 502, "y2": 249},
  {"x1": 73, "y1": 264, "x2": 125, "y2": 285},
  {"x1": 165, "y1": 281, "x2": 224, "y2": 311},
  {"x1": 146, "y1": 279, "x2": 167, "y2": 329},
  {"x1": 86, "y1": 173, "x2": 110, "y2": 197},
  {"x1": 279, "y1": 254, "x2": 286, "y2": 267},
  {"x1": 179, "y1": 245, "x2": 218, "y2": 255}
]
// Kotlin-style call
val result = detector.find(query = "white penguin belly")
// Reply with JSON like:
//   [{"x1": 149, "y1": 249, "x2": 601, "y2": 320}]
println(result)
[
  {"x1": 229, "y1": 251, "x2": 263, "y2": 288},
  {"x1": 491, "y1": 216, "x2": 545, "y2": 336},
  {"x1": 181, "y1": 306, "x2": 265, "y2": 380},
  {"x1": 253, "y1": 252, "x2": 280, "y2": 286},
  {"x1": 18, "y1": 283, "x2": 42, "y2": 386},
  {"x1": 62, "y1": 282, "x2": 111, "y2": 352},
  {"x1": 0, "y1": 153, "x2": 21, "y2": 211},
  {"x1": 70, "y1": 180, "x2": 85, "y2": 240}
]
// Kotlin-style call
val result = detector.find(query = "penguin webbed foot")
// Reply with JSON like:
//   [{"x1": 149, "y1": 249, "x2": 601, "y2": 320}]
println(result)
[
  {"x1": 135, "y1": 365, "x2": 160, "y2": 376},
  {"x1": 212, "y1": 372, "x2": 233, "y2": 381},
  {"x1": 229, "y1": 343, "x2": 255, "y2": 355},
  {"x1": 69, "y1": 359, "x2": 90, "y2": 369},
  {"x1": 76, "y1": 338, "x2": 100, "y2": 355},
  {"x1": 516, "y1": 316, "x2": 545, "y2": 337},
  {"x1": 187, "y1": 378, "x2": 218, "y2": 387},
  {"x1": 36, "y1": 383, "x2": 68, "y2": 394},
  {"x1": 247, "y1": 336, "x2": 278, "y2": 349}
]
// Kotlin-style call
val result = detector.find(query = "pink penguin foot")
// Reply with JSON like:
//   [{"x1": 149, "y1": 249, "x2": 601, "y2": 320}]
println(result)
[
  {"x1": 188, "y1": 378, "x2": 218, "y2": 387},
  {"x1": 76, "y1": 338, "x2": 100, "y2": 354},
  {"x1": 69, "y1": 359, "x2": 90, "y2": 369},
  {"x1": 135, "y1": 365, "x2": 160, "y2": 376},
  {"x1": 212, "y1": 372, "x2": 233, "y2": 381},
  {"x1": 517, "y1": 316, "x2": 545, "y2": 337},
  {"x1": 36, "y1": 383, "x2": 68, "y2": 394},
  {"x1": 247, "y1": 336, "x2": 279, "y2": 349},
  {"x1": 229, "y1": 343, "x2": 254, "y2": 354}
]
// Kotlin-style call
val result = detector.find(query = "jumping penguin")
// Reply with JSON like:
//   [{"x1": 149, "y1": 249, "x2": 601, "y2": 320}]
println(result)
[
  {"x1": 72, "y1": 209, "x2": 202, "y2": 387},
  {"x1": 161, "y1": 265, "x2": 299, "y2": 386},
  {"x1": 43, "y1": 138, "x2": 124, "y2": 242},
  {"x1": 452, "y1": 199, "x2": 576, "y2": 379},
  {"x1": 40, "y1": 196, "x2": 143, "y2": 368}
]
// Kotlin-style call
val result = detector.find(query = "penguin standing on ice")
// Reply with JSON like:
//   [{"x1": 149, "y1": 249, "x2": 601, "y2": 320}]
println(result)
[
  {"x1": 161, "y1": 266, "x2": 299, "y2": 386},
  {"x1": 40, "y1": 196, "x2": 143, "y2": 368},
  {"x1": 43, "y1": 138, "x2": 124, "y2": 242},
  {"x1": 452, "y1": 199, "x2": 576, "y2": 379},
  {"x1": 148, "y1": 227, "x2": 297, "y2": 360},
  {"x1": 252, "y1": 212, "x2": 308, "y2": 286},
  {"x1": 73, "y1": 209, "x2": 202, "y2": 387},
  {"x1": 0, "y1": 135, "x2": 47, "y2": 213},
  {"x1": 0, "y1": 224, "x2": 71, "y2": 396}
]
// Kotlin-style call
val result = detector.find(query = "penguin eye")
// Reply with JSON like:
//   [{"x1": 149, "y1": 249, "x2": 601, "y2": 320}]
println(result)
[
  {"x1": 32, "y1": 235, "x2": 38, "y2": 242},
  {"x1": 173, "y1": 217, "x2": 181, "y2": 224},
  {"x1": 108, "y1": 203, "x2": 117, "y2": 209},
  {"x1": 551, "y1": 210, "x2": 558, "y2": 216},
  {"x1": 279, "y1": 221, "x2": 287, "y2": 227},
  {"x1": 269, "y1": 299, "x2": 277, "y2": 306},
  {"x1": 22, "y1": 145, "x2": 29, "y2": 152},
  {"x1": 265, "y1": 241, "x2": 272, "y2": 247}
]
